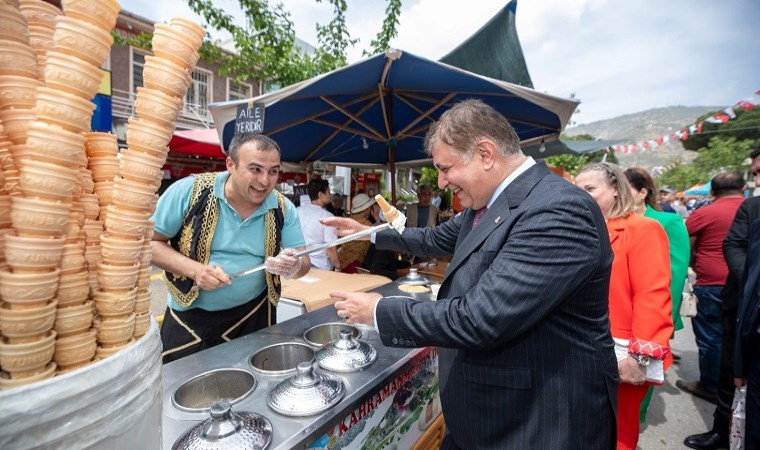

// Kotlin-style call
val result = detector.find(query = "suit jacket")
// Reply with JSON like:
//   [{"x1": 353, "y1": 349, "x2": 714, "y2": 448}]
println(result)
[
  {"x1": 733, "y1": 217, "x2": 760, "y2": 378},
  {"x1": 607, "y1": 213, "x2": 674, "y2": 369},
  {"x1": 375, "y1": 162, "x2": 618, "y2": 449},
  {"x1": 722, "y1": 197, "x2": 760, "y2": 309},
  {"x1": 405, "y1": 203, "x2": 439, "y2": 227}
]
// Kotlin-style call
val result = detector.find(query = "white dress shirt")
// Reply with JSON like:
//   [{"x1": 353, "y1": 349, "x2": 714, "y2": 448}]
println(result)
[{"x1": 296, "y1": 203, "x2": 338, "y2": 270}]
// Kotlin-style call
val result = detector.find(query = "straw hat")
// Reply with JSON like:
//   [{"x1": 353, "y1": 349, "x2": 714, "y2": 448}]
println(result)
[{"x1": 350, "y1": 193, "x2": 376, "y2": 214}]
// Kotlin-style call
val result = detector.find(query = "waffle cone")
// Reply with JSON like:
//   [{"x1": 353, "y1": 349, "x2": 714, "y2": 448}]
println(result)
[{"x1": 375, "y1": 194, "x2": 398, "y2": 222}]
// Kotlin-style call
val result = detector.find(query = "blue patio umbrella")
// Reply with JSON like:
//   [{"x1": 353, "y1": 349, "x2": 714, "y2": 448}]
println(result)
[
  {"x1": 685, "y1": 181, "x2": 711, "y2": 196},
  {"x1": 209, "y1": 49, "x2": 578, "y2": 197}
]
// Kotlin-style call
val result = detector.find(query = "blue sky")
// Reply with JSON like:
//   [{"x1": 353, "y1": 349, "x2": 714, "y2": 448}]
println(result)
[{"x1": 120, "y1": 0, "x2": 760, "y2": 124}]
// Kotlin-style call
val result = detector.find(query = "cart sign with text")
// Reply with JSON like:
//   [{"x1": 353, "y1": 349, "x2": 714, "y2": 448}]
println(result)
[{"x1": 307, "y1": 347, "x2": 441, "y2": 450}]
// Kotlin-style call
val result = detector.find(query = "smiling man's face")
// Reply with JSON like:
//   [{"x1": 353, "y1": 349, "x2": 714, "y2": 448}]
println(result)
[{"x1": 225, "y1": 142, "x2": 281, "y2": 209}]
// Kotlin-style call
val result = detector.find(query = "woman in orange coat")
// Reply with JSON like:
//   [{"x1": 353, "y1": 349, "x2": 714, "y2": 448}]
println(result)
[{"x1": 576, "y1": 162, "x2": 674, "y2": 450}]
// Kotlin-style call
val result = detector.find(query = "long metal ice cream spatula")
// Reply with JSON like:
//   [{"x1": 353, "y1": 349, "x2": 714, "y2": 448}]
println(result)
[{"x1": 230, "y1": 222, "x2": 391, "y2": 279}]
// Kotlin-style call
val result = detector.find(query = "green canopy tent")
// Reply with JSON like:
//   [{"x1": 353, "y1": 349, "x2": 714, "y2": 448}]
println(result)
[
  {"x1": 441, "y1": 1, "x2": 607, "y2": 157},
  {"x1": 440, "y1": 0, "x2": 533, "y2": 88},
  {"x1": 521, "y1": 139, "x2": 621, "y2": 158}
]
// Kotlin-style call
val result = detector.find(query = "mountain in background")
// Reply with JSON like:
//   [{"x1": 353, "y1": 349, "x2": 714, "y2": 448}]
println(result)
[{"x1": 565, "y1": 106, "x2": 722, "y2": 170}]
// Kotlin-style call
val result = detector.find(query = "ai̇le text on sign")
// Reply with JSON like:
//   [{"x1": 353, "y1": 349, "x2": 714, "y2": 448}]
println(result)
[{"x1": 234, "y1": 100, "x2": 265, "y2": 134}]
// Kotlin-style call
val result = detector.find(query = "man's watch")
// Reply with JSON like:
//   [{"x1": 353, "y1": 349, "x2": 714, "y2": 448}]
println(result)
[{"x1": 629, "y1": 353, "x2": 651, "y2": 367}]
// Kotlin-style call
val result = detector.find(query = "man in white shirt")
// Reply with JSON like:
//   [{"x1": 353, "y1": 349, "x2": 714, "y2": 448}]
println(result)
[{"x1": 296, "y1": 179, "x2": 340, "y2": 270}]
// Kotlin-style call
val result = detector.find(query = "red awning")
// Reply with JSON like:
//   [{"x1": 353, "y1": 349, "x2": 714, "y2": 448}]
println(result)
[{"x1": 169, "y1": 128, "x2": 225, "y2": 159}]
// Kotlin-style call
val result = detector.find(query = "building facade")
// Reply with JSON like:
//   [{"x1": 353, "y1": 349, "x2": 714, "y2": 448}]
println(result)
[{"x1": 109, "y1": 9, "x2": 260, "y2": 144}]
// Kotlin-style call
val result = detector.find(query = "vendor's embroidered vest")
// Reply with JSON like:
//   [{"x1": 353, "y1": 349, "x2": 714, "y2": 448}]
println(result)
[{"x1": 165, "y1": 172, "x2": 287, "y2": 308}]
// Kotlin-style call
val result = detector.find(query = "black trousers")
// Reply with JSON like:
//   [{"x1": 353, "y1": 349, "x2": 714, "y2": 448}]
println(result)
[
  {"x1": 711, "y1": 306, "x2": 737, "y2": 436},
  {"x1": 160, "y1": 291, "x2": 275, "y2": 364}
]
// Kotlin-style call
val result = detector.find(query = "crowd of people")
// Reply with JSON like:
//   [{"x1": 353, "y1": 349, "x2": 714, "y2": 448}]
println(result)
[{"x1": 148, "y1": 98, "x2": 760, "y2": 449}]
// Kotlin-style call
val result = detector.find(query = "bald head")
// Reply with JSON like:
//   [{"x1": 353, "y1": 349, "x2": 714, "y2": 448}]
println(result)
[{"x1": 711, "y1": 171, "x2": 744, "y2": 198}]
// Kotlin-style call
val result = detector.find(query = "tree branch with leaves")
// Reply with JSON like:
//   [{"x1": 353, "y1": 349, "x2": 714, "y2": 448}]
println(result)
[{"x1": 364, "y1": 0, "x2": 401, "y2": 56}]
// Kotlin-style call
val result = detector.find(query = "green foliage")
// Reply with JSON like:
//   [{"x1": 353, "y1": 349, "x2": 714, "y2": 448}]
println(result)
[
  {"x1": 692, "y1": 136, "x2": 754, "y2": 174},
  {"x1": 153, "y1": 0, "x2": 404, "y2": 88},
  {"x1": 364, "y1": 0, "x2": 402, "y2": 56},
  {"x1": 112, "y1": 30, "x2": 153, "y2": 49},
  {"x1": 682, "y1": 108, "x2": 760, "y2": 151},
  {"x1": 657, "y1": 135, "x2": 754, "y2": 191},
  {"x1": 418, "y1": 167, "x2": 439, "y2": 187},
  {"x1": 113, "y1": 29, "x2": 234, "y2": 78},
  {"x1": 543, "y1": 130, "x2": 618, "y2": 175},
  {"x1": 656, "y1": 164, "x2": 705, "y2": 192},
  {"x1": 545, "y1": 148, "x2": 617, "y2": 176},
  {"x1": 544, "y1": 154, "x2": 588, "y2": 175},
  {"x1": 313, "y1": 0, "x2": 357, "y2": 72},
  {"x1": 185, "y1": 0, "x2": 311, "y2": 86}
]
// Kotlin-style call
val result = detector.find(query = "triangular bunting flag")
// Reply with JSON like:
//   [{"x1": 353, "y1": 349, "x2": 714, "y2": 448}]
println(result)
[
  {"x1": 606, "y1": 89, "x2": 757, "y2": 155},
  {"x1": 714, "y1": 113, "x2": 730, "y2": 123},
  {"x1": 736, "y1": 100, "x2": 756, "y2": 111}
]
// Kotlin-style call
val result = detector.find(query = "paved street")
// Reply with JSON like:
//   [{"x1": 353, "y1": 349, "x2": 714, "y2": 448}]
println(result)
[
  {"x1": 149, "y1": 265, "x2": 168, "y2": 317},
  {"x1": 639, "y1": 318, "x2": 721, "y2": 449},
  {"x1": 149, "y1": 266, "x2": 717, "y2": 449}
]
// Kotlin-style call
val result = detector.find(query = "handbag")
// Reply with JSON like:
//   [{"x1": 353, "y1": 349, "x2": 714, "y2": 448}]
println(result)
[{"x1": 680, "y1": 283, "x2": 698, "y2": 317}]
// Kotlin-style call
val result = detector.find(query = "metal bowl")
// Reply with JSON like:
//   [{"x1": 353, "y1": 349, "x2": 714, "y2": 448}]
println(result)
[
  {"x1": 249, "y1": 342, "x2": 315, "y2": 375},
  {"x1": 172, "y1": 368, "x2": 257, "y2": 413},
  {"x1": 303, "y1": 323, "x2": 361, "y2": 347}
]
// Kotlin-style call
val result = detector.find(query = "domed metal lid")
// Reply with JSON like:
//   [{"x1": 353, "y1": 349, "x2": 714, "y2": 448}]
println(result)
[
  {"x1": 267, "y1": 362, "x2": 345, "y2": 416},
  {"x1": 171, "y1": 402, "x2": 273, "y2": 450},
  {"x1": 315, "y1": 329, "x2": 377, "y2": 372},
  {"x1": 396, "y1": 268, "x2": 429, "y2": 286}
]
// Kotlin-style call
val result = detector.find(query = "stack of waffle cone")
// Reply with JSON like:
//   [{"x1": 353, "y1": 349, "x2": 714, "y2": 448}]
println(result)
[
  {"x1": 104, "y1": 17, "x2": 204, "y2": 342},
  {"x1": 0, "y1": 0, "x2": 120, "y2": 388}
]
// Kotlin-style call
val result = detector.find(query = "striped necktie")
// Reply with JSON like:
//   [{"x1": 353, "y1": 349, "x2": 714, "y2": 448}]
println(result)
[{"x1": 472, "y1": 207, "x2": 487, "y2": 228}]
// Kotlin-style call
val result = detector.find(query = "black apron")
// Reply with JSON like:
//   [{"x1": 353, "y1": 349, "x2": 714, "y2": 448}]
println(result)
[{"x1": 160, "y1": 290, "x2": 275, "y2": 364}]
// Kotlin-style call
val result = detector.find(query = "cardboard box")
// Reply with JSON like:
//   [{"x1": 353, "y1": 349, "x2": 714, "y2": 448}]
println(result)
[{"x1": 281, "y1": 268, "x2": 391, "y2": 311}]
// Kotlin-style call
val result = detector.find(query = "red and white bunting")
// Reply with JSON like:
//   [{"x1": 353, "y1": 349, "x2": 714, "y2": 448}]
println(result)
[{"x1": 611, "y1": 89, "x2": 758, "y2": 154}]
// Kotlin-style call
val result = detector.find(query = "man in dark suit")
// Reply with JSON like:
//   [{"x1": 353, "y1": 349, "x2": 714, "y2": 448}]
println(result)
[
  {"x1": 324, "y1": 100, "x2": 618, "y2": 449},
  {"x1": 734, "y1": 217, "x2": 760, "y2": 448},
  {"x1": 684, "y1": 147, "x2": 760, "y2": 449}
]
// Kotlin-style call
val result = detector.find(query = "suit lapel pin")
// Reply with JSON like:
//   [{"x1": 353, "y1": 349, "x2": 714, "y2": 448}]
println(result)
[{"x1": 495, "y1": 216, "x2": 501, "y2": 223}]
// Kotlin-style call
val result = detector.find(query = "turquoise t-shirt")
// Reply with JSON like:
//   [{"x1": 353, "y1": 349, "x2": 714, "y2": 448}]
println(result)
[{"x1": 152, "y1": 172, "x2": 306, "y2": 312}]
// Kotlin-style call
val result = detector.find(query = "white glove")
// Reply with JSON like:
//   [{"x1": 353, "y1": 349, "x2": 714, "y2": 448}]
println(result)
[{"x1": 264, "y1": 248, "x2": 303, "y2": 279}]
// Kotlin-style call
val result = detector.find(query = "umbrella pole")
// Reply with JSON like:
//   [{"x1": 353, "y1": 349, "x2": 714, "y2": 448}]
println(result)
[
  {"x1": 389, "y1": 147, "x2": 397, "y2": 205},
  {"x1": 386, "y1": 88, "x2": 397, "y2": 205}
]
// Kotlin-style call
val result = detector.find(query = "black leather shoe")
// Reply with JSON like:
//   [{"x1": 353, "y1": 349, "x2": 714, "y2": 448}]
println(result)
[
  {"x1": 683, "y1": 431, "x2": 729, "y2": 450},
  {"x1": 676, "y1": 380, "x2": 717, "y2": 404}
]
